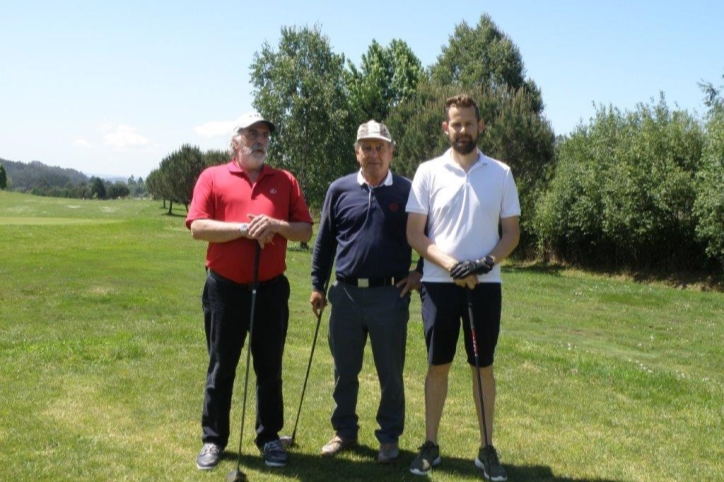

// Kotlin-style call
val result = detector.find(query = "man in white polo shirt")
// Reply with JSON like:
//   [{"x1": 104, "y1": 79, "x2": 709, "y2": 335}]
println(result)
[{"x1": 406, "y1": 94, "x2": 520, "y2": 481}]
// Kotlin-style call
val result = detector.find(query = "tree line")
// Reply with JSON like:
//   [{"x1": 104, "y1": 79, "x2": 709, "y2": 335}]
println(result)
[
  {"x1": 0, "y1": 158, "x2": 148, "y2": 199},
  {"x1": 150, "y1": 15, "x2": 724, "y2": 274}
]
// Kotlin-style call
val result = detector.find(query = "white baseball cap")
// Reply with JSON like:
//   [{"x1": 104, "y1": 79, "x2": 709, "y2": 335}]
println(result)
[{"x1": 233, "y1": 111, "x2": 276, "y2": 134}]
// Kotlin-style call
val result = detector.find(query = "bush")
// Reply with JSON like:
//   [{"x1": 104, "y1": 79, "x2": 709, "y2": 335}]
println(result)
[
  {"x1": 535, "y1": 96, "x2": 707, "y2": 270},
  {"x1": 694, "y1": 107, "x2": 724, "y2": 268}
]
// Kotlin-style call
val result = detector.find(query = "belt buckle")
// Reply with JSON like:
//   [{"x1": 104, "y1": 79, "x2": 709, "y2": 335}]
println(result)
[{"x1": 358, "y1": 278, "x2": 370, "y2": 288}]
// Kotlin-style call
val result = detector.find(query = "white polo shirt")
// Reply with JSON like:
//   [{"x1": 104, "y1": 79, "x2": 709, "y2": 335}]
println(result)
[{"x1": 406, "y1": 149, "x2": 521, "y2": 283}]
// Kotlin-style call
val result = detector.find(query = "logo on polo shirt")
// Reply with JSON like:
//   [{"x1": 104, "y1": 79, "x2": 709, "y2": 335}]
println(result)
[
  {"x1": 270, "y1": 188, "x2": 277, "y2": 194},
  {"x1": 389, "y1": 202, "x2": 400, "y2": 212}
]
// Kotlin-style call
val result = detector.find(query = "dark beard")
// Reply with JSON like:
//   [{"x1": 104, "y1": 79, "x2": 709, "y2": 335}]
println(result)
[{"x1": 450, "y1": 136, "x2": 477, "y2": 155}]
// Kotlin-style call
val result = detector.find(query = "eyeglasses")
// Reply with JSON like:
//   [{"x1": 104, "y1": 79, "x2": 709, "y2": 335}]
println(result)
[{"x1": 239, "y1": 128, "x2": 270, "y2": 141}]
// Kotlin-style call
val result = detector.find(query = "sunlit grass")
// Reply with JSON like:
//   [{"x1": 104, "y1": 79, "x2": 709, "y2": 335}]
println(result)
[{"x1": 1, "y1": 190, "x2": 722, "y2": 482}]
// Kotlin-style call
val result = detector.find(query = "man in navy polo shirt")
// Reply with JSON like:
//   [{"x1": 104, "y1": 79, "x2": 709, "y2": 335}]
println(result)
[{"x1": 310, "y1": 120, "x2": 422, "y2": 464}]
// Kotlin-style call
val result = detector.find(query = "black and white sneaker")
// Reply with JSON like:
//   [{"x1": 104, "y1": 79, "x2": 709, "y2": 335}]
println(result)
[
  {"x1": 262, "y1": 439, "x2": 288, "y2": 467},
  {"x1": 196, "y1": 443, "x2": 222, "y2": 470},
  {"x1": 475, "y1": 445, "x2": 507, "y2": 481}
]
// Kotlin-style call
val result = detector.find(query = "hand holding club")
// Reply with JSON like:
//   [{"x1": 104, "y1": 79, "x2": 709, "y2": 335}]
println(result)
[{"x1": 450, "y1": 256, "x2": 495, "y2": 279}]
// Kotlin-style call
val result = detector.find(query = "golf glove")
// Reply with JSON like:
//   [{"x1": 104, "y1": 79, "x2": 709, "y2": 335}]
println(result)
[{"x1": 450, "y1": 256, "x2": 495, "y2": 279}]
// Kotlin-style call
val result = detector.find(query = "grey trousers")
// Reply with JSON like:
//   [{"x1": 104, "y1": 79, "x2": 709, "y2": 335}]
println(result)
[{"x1": 327, "y1": 281, "x2": 410, "y2": 443}]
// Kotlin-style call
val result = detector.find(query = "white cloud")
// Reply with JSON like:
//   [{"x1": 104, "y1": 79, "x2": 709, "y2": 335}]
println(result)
[
  {"x1": 103, "y1": 124, "x2": 151, "y2": 149},
  {"x1": 195, "y1": 120, "x2": 237, "y2": 138},
  {"x1": 73, "y1": 138, "x2": 91, "y2": 148}
]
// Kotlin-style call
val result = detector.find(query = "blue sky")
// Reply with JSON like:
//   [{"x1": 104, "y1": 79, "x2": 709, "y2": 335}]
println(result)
[{"x1": 2, "y1": 0, "x2": 722, "y2": 179}]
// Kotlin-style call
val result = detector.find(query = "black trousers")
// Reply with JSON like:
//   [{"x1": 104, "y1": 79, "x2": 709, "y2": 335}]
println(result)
[{"x1": 200, "y1": 271, "x2": 290, "y2": 449}]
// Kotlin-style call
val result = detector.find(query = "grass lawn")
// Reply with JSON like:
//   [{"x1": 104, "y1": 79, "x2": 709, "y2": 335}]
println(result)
[{"x1": 1, "y1": 190, "x2": 722, "y2": 482}]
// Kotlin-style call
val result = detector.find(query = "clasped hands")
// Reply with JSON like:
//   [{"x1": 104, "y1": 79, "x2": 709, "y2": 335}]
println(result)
[
  {"x1": 449, "y1": 256, "x2": 495, "y2": 287},
  {"x1": 245, "y1": 214, "x2": 278, "y2": 247}
]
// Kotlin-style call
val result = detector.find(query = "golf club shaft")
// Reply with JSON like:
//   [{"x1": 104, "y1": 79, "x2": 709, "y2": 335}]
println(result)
[
  {"x1": 290, "y1": 306, "x2": 324, "y2": 441},
  {"x1": 466, "y1": 288, "x2": 490, "y2": 448},
  {"x1": 234, "y1": 243, "x2": 261, "y2": 471},
  {"x1": 290, "y1": 274, "x2": 331, "y2": 443}
]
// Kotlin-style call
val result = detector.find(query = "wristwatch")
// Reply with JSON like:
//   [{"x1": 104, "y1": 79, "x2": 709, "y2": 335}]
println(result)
[{"x1": 239, "y1": 223, "x2": 249, "y2": 237}]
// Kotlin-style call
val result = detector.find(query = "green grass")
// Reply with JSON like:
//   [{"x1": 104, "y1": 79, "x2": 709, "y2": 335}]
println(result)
[{"x1": 1, "y1": 190, "x2": 722, "y2": 482}]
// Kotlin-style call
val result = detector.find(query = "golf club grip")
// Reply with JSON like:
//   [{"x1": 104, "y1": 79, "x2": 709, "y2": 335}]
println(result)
[{"x1": 252, "y1": 243, "x2": 261, "y2": 288}]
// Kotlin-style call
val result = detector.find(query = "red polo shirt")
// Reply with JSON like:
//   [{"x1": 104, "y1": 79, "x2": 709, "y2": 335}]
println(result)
[{"x1": 186, "y1": 161, "x2": 313, "y2": 284}]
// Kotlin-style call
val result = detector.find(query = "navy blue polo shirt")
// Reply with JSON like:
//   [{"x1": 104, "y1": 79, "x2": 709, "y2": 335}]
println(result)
[{"x1": 312, "y1": 171, "x2": 414, "y2": 292}]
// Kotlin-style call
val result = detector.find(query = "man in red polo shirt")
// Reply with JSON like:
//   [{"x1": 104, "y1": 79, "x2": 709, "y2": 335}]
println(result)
[{"x1": 186, "y1": 112, "x2": 313, "y2": 471}]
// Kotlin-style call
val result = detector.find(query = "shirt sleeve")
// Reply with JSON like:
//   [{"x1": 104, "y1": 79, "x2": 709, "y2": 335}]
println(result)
[
  {"x1": 405, "y1": 163, "x2": 429, "y2": 215},
  {"x1": 500, "y1": 168, "x2": 521, "y2": 219},
  {"x1": 311, "y1": 185, "x2": 338, "y2": 293},
  {"x1": 286, "y1": 172, "x2": 314, "y2": 224},
  {"x1": 185, "y1": 169, "x2": 214, "y2": 229}
]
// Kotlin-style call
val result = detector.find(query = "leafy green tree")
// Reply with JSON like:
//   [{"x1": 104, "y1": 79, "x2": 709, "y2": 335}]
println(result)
[
  {"x1": 203, "y1": 149, "x2": 229, "y2": 168},
  {"x1": 0, "y1": 163, "x2": 6, "y2": 190},
  {"x1": 145, "y1": 169, "x2": 163, "y2": 203},
  {"x1": 107, "y1": 181, "x2": 130, "y2": 199},
  {"x1": 429, "y1": 14, "x2": 543, "y2": 113},
  {"x1": 346, "y1": 39, "x2": 424, "y2": 124},
  {"x1": 90, "y1": 176, "x2": 106, "y2": 200},
  {"x1": 694, "y1": 93, "x2": 724, "y2": 268},
  {"x1": 158, "y1": 144, "x2": 205, "y2": 212},
  {"x1": 535, "y1": 96, "x2": 705, "y2": 270},
  {"x1": 698, "y1": 72, "x2": 724, "y2": 110},
  {"x1": 250, "y1": 25, "x2": 355, "y2": 208},
  {"x1": 385, "y1": 80, "x2": 458, "y2": 177}
]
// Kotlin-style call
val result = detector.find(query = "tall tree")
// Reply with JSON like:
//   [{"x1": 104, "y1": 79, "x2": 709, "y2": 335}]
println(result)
[
  {"x1": 90, "y1": 176, "x2": 106, "y2": 199},
  {"x1": 203, "y1": 149, "x2": 229, "y2": 168},
  {"x1": 429, "y1": 14, "x2": 543, "y2": 113},
  {"x1": 346, "y1": 39, "x2": 424, "y2": 124},
  {"x1": 694, "y1": 74, "x2": 724, "y2": 269},
  {"x1": 250, "y1": 25, "x2": 355, "y2": 208},
  {"x1": 0, "y1": 163, "x2": 7, "y2": 190},
  {"x1": 107, "y1": 181, "x2": 130, "y2": 199},
  {"x1": 145, "y1": 169, "x2": 164, "y2": 204},
  {"x1": 158, "y1": 144, "x2": 205, "y2": 212},
  {"x1": 698, "y1": 72, "x2": 724, "y2": 110}
]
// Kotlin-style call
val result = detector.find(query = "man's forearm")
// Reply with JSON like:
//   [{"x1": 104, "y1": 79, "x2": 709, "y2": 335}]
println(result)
[
  {"x1": 407, "y1": 212, "x2": 458, "y2": 273},
  {"x1": 276, "y1": 221, "x2": 313, "y2": 242},
  {"x1": 407, "y1": 232, "x2": 457, "y2": 272},
  {"x1": 486, "y1": 216, "x2": 520, "y2": 264},
  {"x1": 189, "y1": 219, "x2": 245, "y2": 243}
]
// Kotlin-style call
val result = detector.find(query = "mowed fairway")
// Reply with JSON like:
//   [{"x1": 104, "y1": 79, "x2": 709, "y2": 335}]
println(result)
[{"x1": 1, "y1": 190, "x2": 722, "y2": 482}]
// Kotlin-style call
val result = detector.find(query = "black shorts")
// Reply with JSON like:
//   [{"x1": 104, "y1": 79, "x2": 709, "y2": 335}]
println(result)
[{"x1": 420, "y1": 282, "x2": 502, "y2": 367}]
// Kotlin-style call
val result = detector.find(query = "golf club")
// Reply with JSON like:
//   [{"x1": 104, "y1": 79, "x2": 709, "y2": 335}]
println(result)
[
  {"x1": 227, "y1": 243, "x2": 261, "y2": 482},
  {"x1": 466, "y1": 288, "x2": 493, "y2": 480},
  {"x1": 281, "y1": 276, "x2": 331, "y2": 448}
]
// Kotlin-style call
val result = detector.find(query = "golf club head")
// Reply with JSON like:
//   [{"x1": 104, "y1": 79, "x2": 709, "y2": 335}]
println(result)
[
  {"x1": 279, "y1": 435, "x2": 295, "y2": 448},
  {"x1": 226, "y1": 469, "x2": 247, "y2": 482}
]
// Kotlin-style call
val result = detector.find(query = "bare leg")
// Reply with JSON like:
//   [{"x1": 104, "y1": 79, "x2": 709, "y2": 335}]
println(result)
[
  {"x1": 471, "y1": 364, "x2": 496, "y2": 446},
  {"x1": 424, "y1": 363, "x2": 452, "y2": 443}
]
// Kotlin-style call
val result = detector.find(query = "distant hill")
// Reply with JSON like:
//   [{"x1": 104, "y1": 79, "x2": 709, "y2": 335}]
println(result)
[{"x1": 0, "y1": 158, "x2": 90, "y2": 192}]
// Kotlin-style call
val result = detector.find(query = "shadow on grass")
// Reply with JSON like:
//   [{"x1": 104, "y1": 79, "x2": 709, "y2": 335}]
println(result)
[
  {"x1": 504, "y1": 262, "x2": 565, "y2": 277},
  {"x1": 507, "y1": 261, "x2": 724, "y2": 292},
  {"x1": 218, "y1": 445, "x2": 621, "y2": 482}
]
